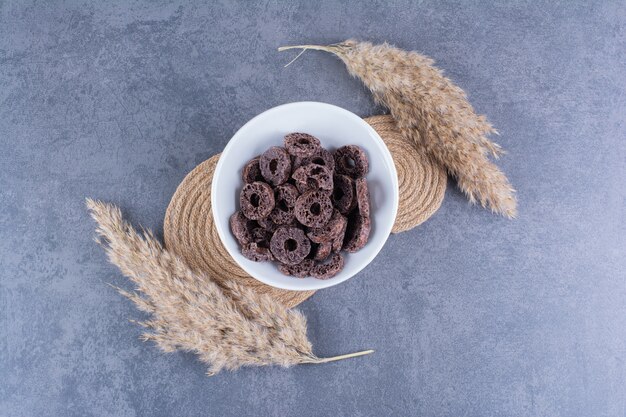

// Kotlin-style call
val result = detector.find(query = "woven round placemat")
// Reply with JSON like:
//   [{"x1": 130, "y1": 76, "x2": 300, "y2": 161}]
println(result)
[
  {"x1": 366, "y1": 115, "x2": 446, "y2": 233},
  {"x1": 164, "y1": 115, "x2": 446, "y2": 308}
]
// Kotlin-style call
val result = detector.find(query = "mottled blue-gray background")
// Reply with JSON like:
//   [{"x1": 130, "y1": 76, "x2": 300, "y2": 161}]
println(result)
[{"x1": 1, "y1": 1, "x2": 624, "y2": 416}]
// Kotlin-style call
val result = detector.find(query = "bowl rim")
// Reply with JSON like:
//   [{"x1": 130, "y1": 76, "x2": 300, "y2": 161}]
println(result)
[{"x1": 211, "y1": 101, "x2": 399, "y2": 291}]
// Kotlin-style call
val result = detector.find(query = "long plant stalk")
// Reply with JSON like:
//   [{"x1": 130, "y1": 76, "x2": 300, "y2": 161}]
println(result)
[
  {"x1": 87, "y1": 199, "x2": 372, "y2": 375},
  {"x1": 279, "y1": 40, "x2": 517, "y2": 217}
]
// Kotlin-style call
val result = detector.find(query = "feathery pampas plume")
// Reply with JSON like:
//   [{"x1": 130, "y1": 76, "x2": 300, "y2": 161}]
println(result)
[
  {"x1": 279, "y1": 40, "x2": 517, "y2": 218},
  {"x1": 86, "y1": 199, "x2": 373, "y2": 375}
]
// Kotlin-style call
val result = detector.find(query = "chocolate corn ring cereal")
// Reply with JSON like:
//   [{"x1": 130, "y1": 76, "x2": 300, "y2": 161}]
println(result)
[
  {"x1": 269, "y1": 183, "x2": 299, "y2": 225},
  {"x1": 342, "y1": 214, "x2": 371, "y2": 253},
  {"x1": 292, "y1": 163, "x2": 334, "y2": 194},
  {"x1": 293, "y1": 147, "x2": 335, "y2": 173},
  {"x1": 334, "y1": 145, "x2": 369, "y2": 178},
  {"x1": 229, "y1": 211, "x2": 256, "y2": 246},
  {"x1": 331, "y1": 174, "x2": 357, "y2": 214},
  {"x1": 294, "y1": 190, "x2": 333, "y2": 228},
  {"x1": 241, "y1": 243, "x2": 274, "y2": 262},
  {"x1": 269, "y1": 226, "x2": 311, "y2": 265},
  {"x1": 240, "y1": 181, "x2": 275, "y2": 220},
  {"x1": 306, "y1": 209, "x2": 346, "y2": 244},
  {"x1": 278, "y1": 259, "x2": 314, "y2": 278},
  {"x1": 331, "y1": 218, "x2": 347, "y2": 253},
  {"x1": 242, "y1": 156, "x2": 263, "y2": 183},
  {"x1": 256, "y1": 216, "x2": 278, "y2": 232},
  {"x1": 284, "y1": 133, "x2": 321, "y2": 158},
  {"x1": 312, "y1": 240, "x2": 332, "y2": 261},
  {"x1": 260, "y1": 146, "x2": 291, "y2": 186},
  {"x1": 310, "y1": 253, "x2": 344, "y2": 280},
  {"x1": 231, "y1": 133, "x2": 372, "y2": 279},
  {"x1": 355, "y1": 177, "x2": 371, "y2": 218},
  {"x1": 250, "y1": 227, "x2": 272, "y2": 246}
]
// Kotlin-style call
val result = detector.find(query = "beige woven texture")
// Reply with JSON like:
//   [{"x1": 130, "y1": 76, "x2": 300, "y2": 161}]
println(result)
[
  {"x1": 163, "y1": 115, "x2": 446, "y2": 307},
  {"x1": 366, "y1": 115, "x2": 446, "y2": 233}
]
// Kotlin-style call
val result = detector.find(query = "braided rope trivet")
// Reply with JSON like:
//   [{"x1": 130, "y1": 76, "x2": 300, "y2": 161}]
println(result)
[{"x1": 366, "y1": 115, "x2": 446, "y2": 233}]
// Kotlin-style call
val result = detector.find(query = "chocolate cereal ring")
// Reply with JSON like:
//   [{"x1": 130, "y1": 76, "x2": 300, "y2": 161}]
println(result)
[
  {"x1": 342, "y1": 214, "x2": 371, "y2": 253},
  {"x1": 278, "y1": 259, "x2": 314, "y2": 278},
  {"x1": 294, "y1": 190, "x2": 333, "y2": 228},
  {"x1": 257, "y1": 216, "x2": 278, "y2": 232},
  {"x1": 240, "y1": 181, "x2": 275, "y2": 220},
  {"x1": 242, "y1": 156, "x2": 263, "y2": 183},
  {"x1": 355, "y1": 177, "x2": 371, "y2": 218},
  {"x1": 260, "y1": 146, "x2": 292, "y2": 186},
  {"x1": 242, "y1": 243, "x2": 274, "y2": 262},
  {"x1": 306, "y1": 210, "x2": 347, "y2": 244},
  {"x1": 312, "y1": 240, "x2": 332, "y2": 261},
  {"x1": 293, "y1": 147, "x2": 335, "y2": 173},
  {"x1": 292, "y1": 163, "x2": 334, "y2": 194},
  {"x1": 310, "y1": 253, "x2": 344, "y2": 280},
  {"x1": 229, "y1": 211, "x2": 256, "y2": 246},
  {"x1": 270, "y1": 226, "x2": 311, "y2": 265},
  {"x1": 331, "y1": 218, "x2": 347, "y2": 253},
  {"x1": 250, "y1": 227, "x2": 272, "y2": 246},
  {"x1": 269, "y1": 183, "x2": 299, "y2": 225},
  {"x1": 284, "y1": 133, "x2": 321, "y2": 157},
  {"x1": 334, "y1": 145, "x2": 369, "y2": 178},
  {"x1": 331, "y1": 174, "x2": 357, "y2": 214}
]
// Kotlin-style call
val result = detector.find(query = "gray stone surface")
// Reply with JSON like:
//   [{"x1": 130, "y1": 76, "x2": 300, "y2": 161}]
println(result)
[{"x1": 1, "y1": 1, "x2": 624, "y2": 416}]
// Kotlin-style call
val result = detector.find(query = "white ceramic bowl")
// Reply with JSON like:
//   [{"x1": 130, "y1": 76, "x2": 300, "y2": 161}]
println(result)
[{"x1": 212, "y1": 102, "x2": 398, "y2": 291}]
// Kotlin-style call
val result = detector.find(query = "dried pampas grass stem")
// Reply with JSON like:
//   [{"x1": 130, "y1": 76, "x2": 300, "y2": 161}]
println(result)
[
  {"x1": 279, "y1": 40, "x2": 517, "y2": 217},
  {"x1": 86, "y1": 199, "x2": 372, "y2": 375}
]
